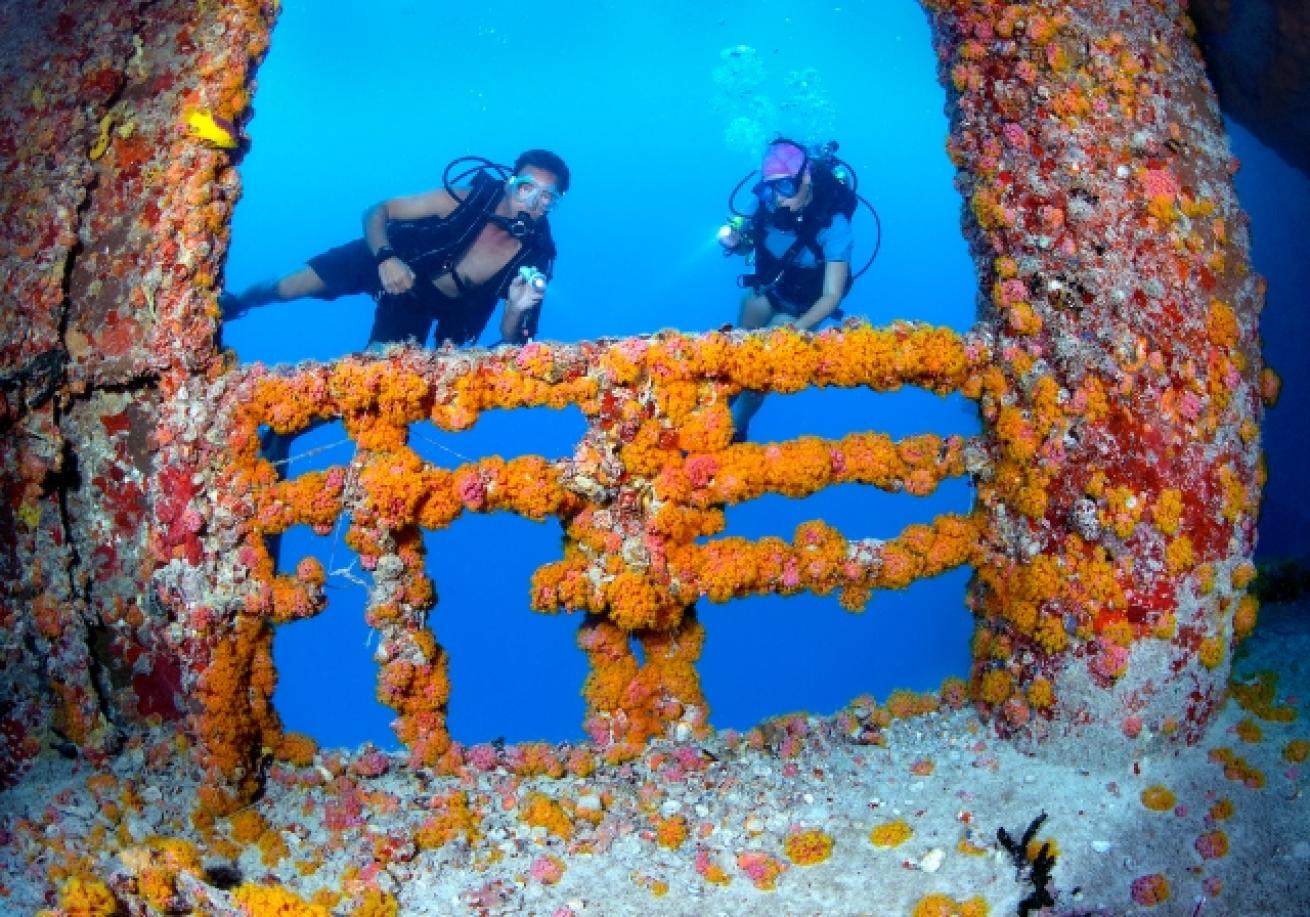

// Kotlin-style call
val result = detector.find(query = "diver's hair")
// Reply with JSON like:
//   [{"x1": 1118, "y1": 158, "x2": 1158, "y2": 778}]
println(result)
[
  {"x1": 766, "y1": 138, "x2": 809, "y2": 158},
  {"x1": 804, "y1": 161, "x2": 856, "y2": 229},
  {"x1": 514, "y1": 149, "x2": 571, "y2": 194}
]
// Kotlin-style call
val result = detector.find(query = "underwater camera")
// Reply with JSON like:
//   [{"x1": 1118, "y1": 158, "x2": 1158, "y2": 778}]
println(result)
[{"x1": 519, "y1": 265, "x2": 548, "y2": 293}]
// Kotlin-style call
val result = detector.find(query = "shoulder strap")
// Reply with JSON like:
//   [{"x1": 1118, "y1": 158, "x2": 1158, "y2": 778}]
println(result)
[
  {"x1": 779, "y1": 234, "x2": 811, "y2": 267},
  {"x1": 438, "y1": 175, "x2": 503, "y2": 273},
  {"x1": 795, "y1": 214, "x2": 828, "y2": 263}
]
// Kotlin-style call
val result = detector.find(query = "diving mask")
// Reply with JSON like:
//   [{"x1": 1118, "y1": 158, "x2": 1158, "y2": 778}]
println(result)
[
  {"x1": 507, "y1": 175, "x2": 562, "y2": 212},
  {"x1": 753, "y1": 174, "x2": 802, "y2": 206},
  {"x1": 752, "y1": 148, "x2": 809, "y2": 208}
]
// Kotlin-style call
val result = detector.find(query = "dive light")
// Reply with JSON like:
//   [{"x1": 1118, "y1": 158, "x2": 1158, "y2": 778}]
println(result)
[{"x1": 519, "y1": 266, "x2": 548, "y2": 293}]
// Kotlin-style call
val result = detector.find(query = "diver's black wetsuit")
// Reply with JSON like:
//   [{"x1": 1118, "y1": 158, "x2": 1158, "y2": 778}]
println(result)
[{"x1": 306, "y1": 172, "x2": 556, "y2": 347}]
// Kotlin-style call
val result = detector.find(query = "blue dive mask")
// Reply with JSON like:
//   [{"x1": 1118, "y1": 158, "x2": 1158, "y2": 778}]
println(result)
[
  {"x1": 751, "y1": 152, "x2": 809, "y2": 209},
  {"x1": 507, "y1": 175, "x2": 562, "y2": 212}
]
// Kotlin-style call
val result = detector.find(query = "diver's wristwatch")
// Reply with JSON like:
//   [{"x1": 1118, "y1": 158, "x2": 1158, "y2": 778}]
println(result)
[{"x1": 374, "y1": 246, "x2": 397, "y2": 265}]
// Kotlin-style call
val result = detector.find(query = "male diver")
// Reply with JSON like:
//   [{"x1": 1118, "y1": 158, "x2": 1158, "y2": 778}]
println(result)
[
  {"x1": 719, "y1": 139, "x2": 865, "y2": 441},
  {"x1": 222, "y1": 149, "x2": 568, "y2": 349}
]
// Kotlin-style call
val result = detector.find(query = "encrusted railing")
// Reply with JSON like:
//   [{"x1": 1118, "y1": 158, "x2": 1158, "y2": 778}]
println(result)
[
  {"x1": 181, "y1": 324, "x2": 985, "y2": 807},
  {"x1": 0, "y1": 0, "x2": 1272, "y2": 819}
]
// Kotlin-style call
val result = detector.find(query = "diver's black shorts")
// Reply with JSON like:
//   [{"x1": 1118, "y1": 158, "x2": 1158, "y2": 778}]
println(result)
[
  {"x1": 305, "y1": 239, "x2": 381, "y2": 300},
  {"x1": 304, "y1": 239, "x2": 436, "y2": 345}
]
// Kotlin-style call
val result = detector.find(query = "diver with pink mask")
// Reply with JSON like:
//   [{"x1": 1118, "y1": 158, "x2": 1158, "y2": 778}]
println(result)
[{"x1": 718, "y1": 138, "x2": 878, "y2": 441}]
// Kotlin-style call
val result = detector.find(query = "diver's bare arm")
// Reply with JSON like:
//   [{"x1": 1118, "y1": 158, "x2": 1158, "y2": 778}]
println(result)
[
  {"x1": 361, "y1": 189, "x2": 458, "y2": 255},
  {"x1": 361, "y1": 189, "x2": 459, "y2": 295},
  {"x1": 793, "y1": 260, "x2": 850, "y2": 331}
]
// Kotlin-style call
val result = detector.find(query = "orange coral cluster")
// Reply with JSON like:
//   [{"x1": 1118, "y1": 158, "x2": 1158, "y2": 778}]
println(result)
[
  {"x1": 869, "y1": 819, "x2": 914, "y2": 848},
  {"x1": 1229, "y1": 671, "x2": 1297, "y2": 723},
  {"x1": 913, "y1": 893, "x2": 990, "y2": 917},
  {"x1": 193, "y1": 614, "x2": 279, "y2": 814},
  {"x1": 782, "y1": 828, "x2": 834, "y2": 866},
  {"x1": 53, "y1": 876, "x2": 120, "y2": 917},
  {"x1": 231, "y1": 883, "x2": 329, "y2": 916},
  {"x1": 537, "y1": 513, "x2": 981, "y2": 622},
  {"x1": 1139, "y1": 784, "x2": 1177, "y2": 812},
  {"x1": 519, "y1": 792, "x2": 574, "y2": 841},
  {"x1": 117, "y1": 837, "x2": 203, "y2": 913},
  {"x1": 1208, "y1": 747, "x2": 1266, "y2": 789},
  {"x1": 577, "y1": 616, "x2": 709, "y2": 759},
  {"x1": 414, "y1": 791, "x2": 482, "y2": 850},
  {"x1": 192, "y1": 327, "x2": 985, "y2": 802}
]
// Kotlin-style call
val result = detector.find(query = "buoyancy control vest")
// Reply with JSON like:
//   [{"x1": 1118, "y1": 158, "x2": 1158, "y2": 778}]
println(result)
[
  {"x1": 381, "y1": 171, "x2": 557, "y2": 344},
  {"x1": 744, "y1": 163, "x2": 856, "y2": 307}
]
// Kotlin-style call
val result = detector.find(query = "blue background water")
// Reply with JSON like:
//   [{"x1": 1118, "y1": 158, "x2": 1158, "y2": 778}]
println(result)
[{"x1": 221, "y1": 0, "x2": 1308, "y2": 751}]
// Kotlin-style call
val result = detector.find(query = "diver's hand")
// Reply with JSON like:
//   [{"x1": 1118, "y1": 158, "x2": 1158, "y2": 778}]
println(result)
[
  {"x1": 506, "y1": 274, "x2": 545, "y2": 312},
  {"x1": 378, "y1": 257, "x2": 415, "y2": 295}
]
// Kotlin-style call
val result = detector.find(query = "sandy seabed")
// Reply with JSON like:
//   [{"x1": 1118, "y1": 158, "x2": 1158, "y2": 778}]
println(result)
[{"x1": 2, "y1": 604, "x2": 1307, "y2": 917}]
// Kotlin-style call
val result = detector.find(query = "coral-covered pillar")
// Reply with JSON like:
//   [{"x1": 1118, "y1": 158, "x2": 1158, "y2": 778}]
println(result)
[
  {"x1": 925, "y1": 0, "x2": 1271, "y2": 757},
  {"x1": 0, "y1": 0, "x2": 274, "y2": 787}
]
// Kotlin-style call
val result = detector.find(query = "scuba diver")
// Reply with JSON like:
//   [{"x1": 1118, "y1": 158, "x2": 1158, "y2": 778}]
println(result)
[
  {"x1": 221, "y1": 148, "x2": 568, "y2": 349},
  {"x1": 718, "y1": 138, "x2": 879, "y2": 441},
  {"x1": 221, "y1": 150, "x2": 567, "y2": 569}
]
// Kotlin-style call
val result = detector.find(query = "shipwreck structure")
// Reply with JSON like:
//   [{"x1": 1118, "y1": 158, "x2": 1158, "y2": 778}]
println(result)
[{"x1": 1, "y1": 0, "x2": 1271, "y2": 827}]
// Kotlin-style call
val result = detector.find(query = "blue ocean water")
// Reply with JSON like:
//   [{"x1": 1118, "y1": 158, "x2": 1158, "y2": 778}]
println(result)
[
  {"x1": 221, "y1": 1, "x2": 1307, "y2": 751},
  {"x1": 1226, "y1": 124, "x2": 1310, "y2": 565}
]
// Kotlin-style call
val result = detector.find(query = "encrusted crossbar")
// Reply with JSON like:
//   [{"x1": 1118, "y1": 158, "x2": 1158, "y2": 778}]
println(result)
[{"x1": 184, "y1": 323, "x2": 986, "y2": 805}]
